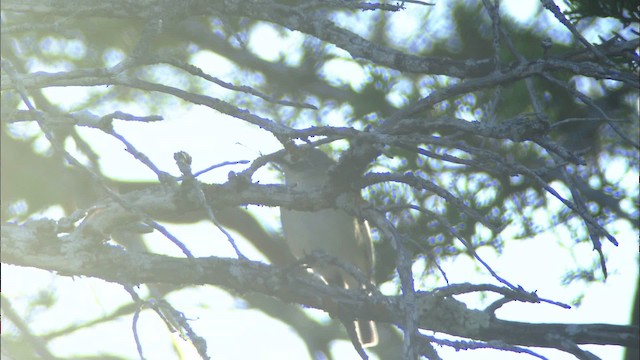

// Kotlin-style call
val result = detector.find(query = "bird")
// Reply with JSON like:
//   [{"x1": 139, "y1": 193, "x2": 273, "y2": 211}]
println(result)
[{"x1": 277, "y1": 147, "x2": 378, "y2": 347}]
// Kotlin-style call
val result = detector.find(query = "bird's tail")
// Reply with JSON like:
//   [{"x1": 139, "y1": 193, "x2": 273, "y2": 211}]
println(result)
[{"x1": 356, "y1": 319, "x2": 378, "y2": 347}]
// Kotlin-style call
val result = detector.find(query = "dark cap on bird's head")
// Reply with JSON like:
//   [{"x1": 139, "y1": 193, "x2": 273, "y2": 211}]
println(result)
[
  {"x1": 276, "y1": 147, "x2": 335, "y2": 171},
  {"x1": 274, "y1": 147, "x2": 337, "y2": 188}
]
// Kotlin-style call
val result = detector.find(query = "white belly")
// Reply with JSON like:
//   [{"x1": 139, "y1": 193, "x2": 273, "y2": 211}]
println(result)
[{"x1": 281, "y1": 207, "x2": 372, "y2": 287}]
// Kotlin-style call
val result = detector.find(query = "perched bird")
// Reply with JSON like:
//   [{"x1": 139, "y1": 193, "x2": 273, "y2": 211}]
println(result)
[{"x1": 277, "y1": 147, "x2": 378, "y2": 347}]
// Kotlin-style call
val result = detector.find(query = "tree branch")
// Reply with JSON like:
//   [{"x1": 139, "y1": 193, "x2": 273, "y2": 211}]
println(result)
[{"x1": 2, "y1": 222, "x2": 638, "y2": 351}]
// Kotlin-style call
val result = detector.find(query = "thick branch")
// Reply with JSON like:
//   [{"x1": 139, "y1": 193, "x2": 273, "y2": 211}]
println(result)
[{"x1": 2, "y1": 222, "x2": 637, "y2": 351}]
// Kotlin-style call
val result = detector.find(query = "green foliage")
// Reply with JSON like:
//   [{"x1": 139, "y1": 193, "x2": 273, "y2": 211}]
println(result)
[{"x1": 563, "y1": 0, "x2": 640, "y2": 24}]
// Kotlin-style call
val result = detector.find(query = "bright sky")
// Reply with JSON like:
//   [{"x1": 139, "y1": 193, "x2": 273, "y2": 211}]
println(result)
[{"x1": 3, "y1": 1, "x2": 638, "y2": 359}]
